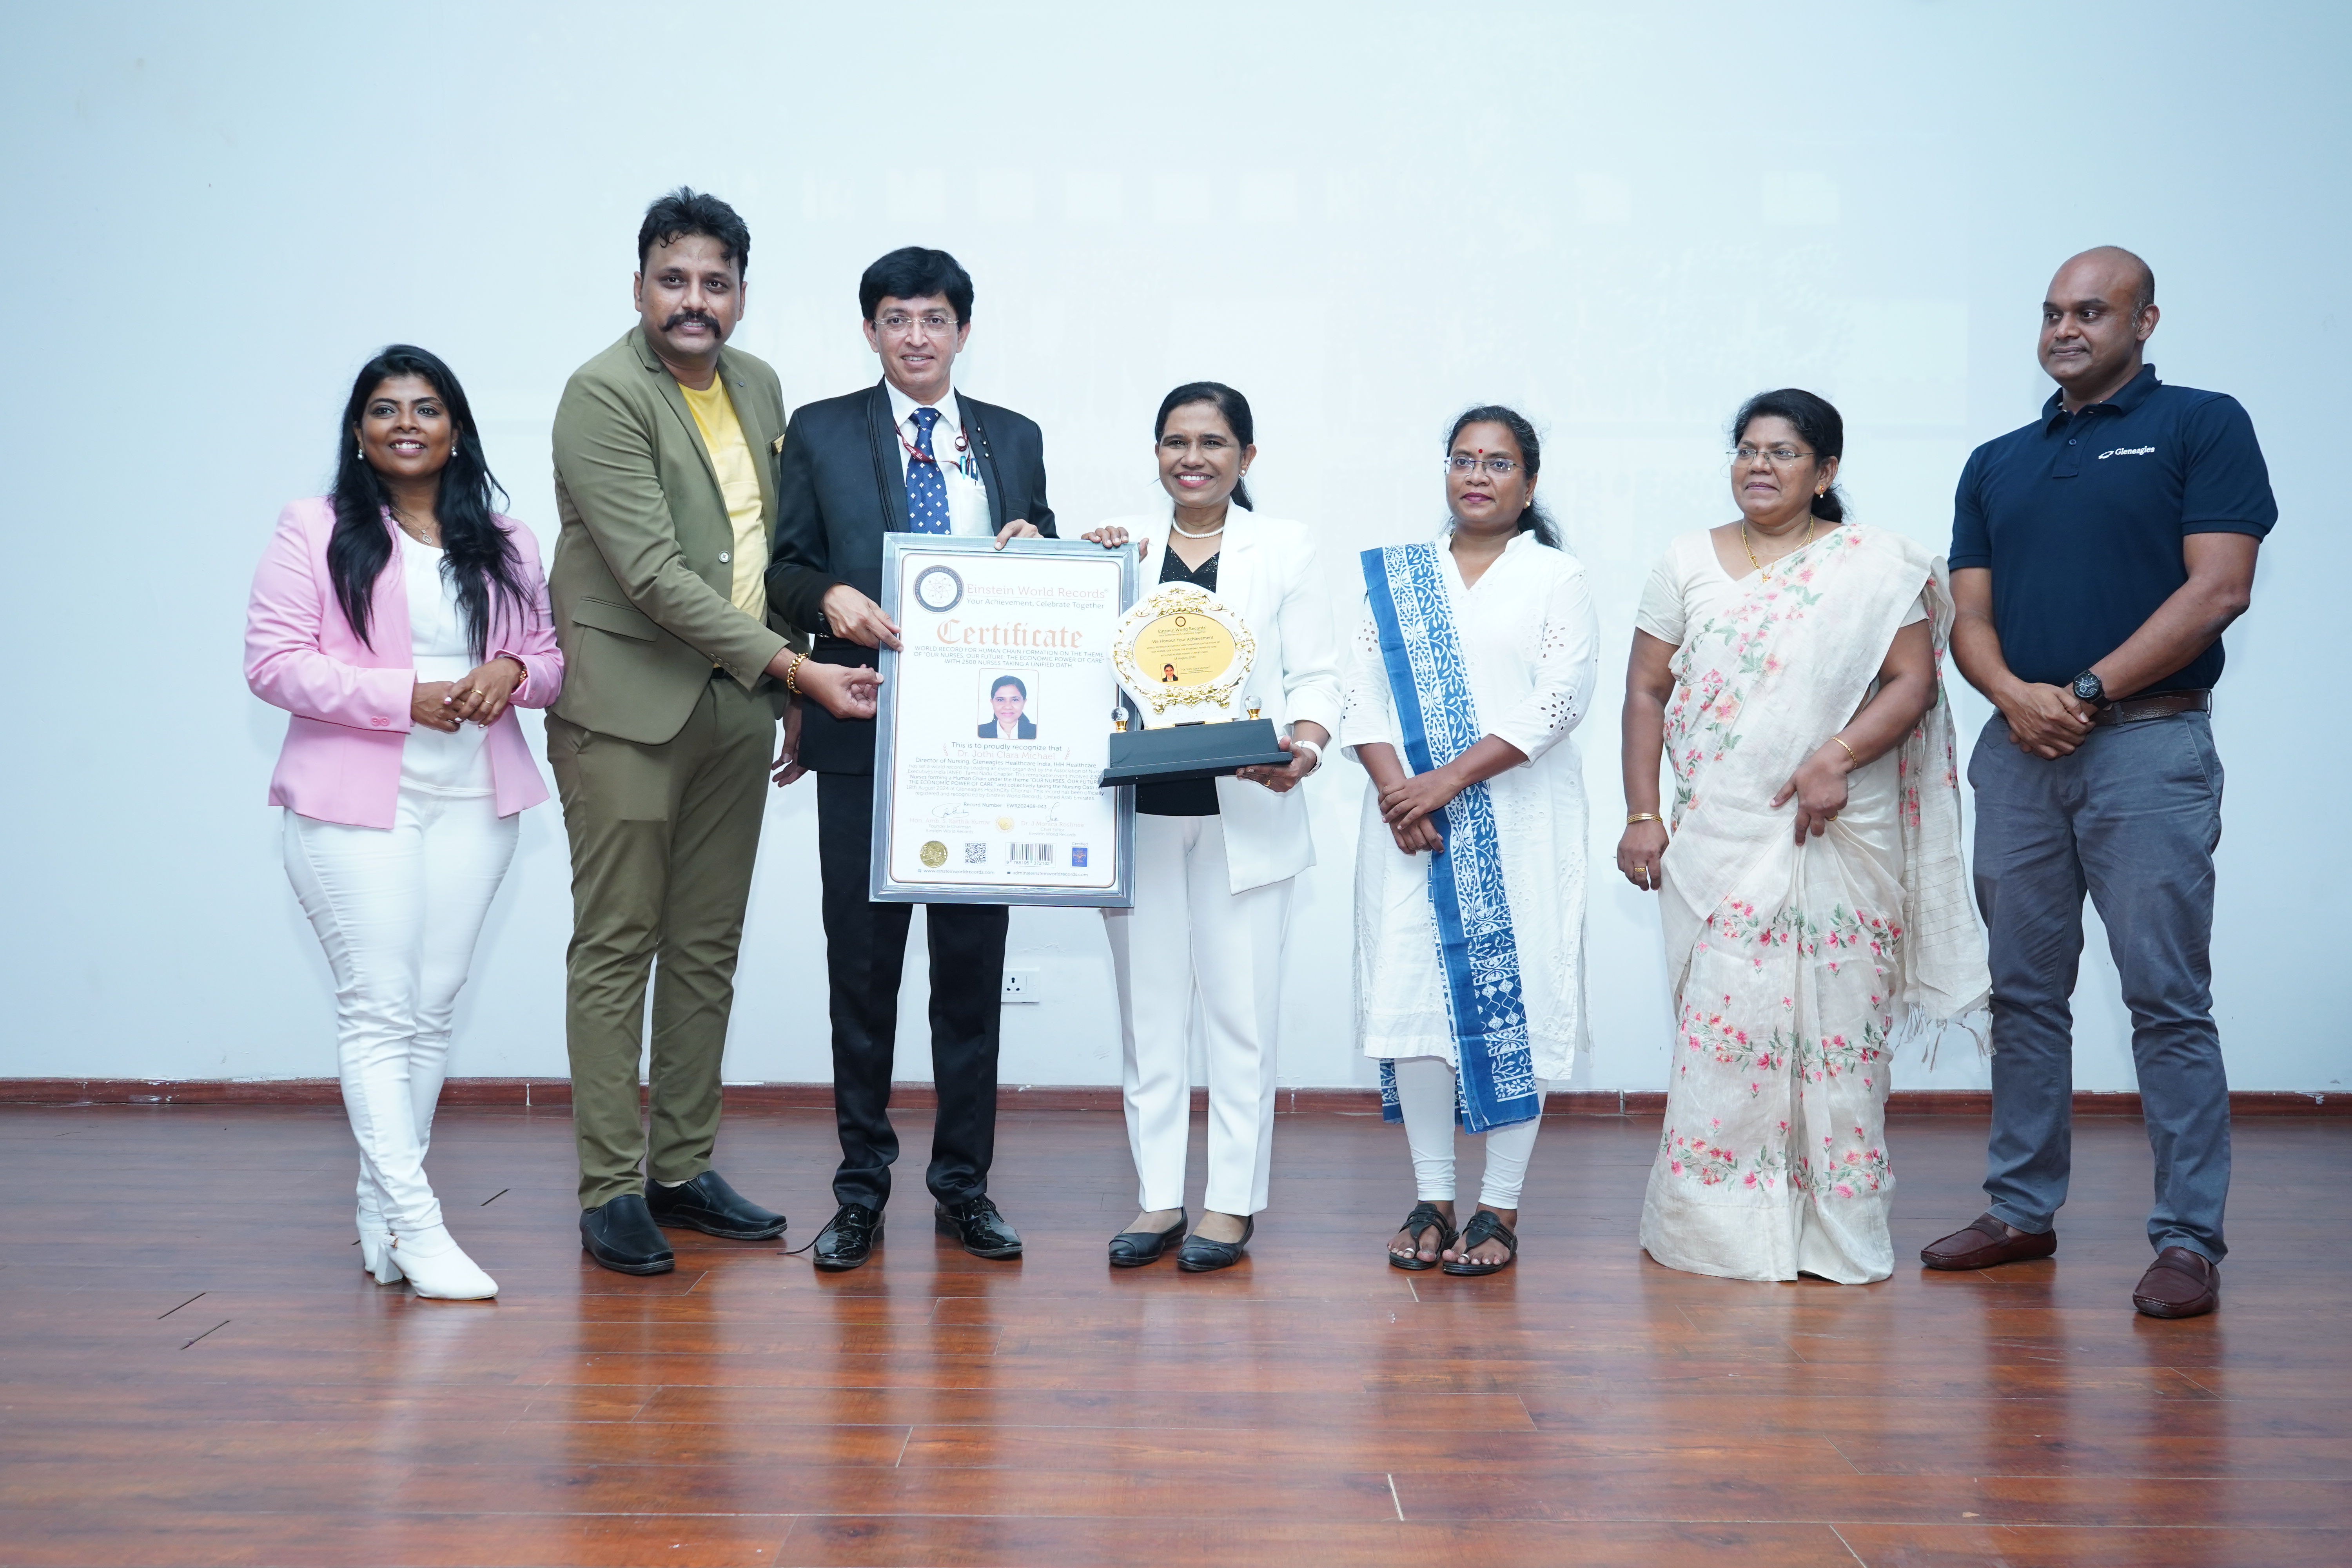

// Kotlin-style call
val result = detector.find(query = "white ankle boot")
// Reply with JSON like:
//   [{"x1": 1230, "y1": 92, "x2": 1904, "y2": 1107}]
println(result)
[
  {"x1": 389, "y1": 1224, "x2": 497, "y2": 1300},
  {"x1": 356, "y1": 1206, "x2": 405, "y2": 1286}
]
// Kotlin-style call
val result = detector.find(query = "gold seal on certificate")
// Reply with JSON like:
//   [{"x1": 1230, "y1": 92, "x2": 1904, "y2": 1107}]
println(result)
[{"x1": 1100, "y1": 584, "x2": 1289, "y2": 786}]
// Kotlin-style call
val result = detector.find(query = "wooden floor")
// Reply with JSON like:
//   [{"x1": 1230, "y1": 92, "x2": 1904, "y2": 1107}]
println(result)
[{"x1": 3, "y1": 1105, "x2": 2345, "y2": 1567}]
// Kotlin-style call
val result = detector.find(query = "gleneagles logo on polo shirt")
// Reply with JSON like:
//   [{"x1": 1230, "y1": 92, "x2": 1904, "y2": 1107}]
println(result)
[{"x1": 2098, "y1": 445, "x2": 2156, "y2": 459}]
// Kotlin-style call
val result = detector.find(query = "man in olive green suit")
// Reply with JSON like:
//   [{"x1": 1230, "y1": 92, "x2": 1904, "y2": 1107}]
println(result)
[{"x1": 547, "y1": 188, "x2": 879, "y2": 1276}]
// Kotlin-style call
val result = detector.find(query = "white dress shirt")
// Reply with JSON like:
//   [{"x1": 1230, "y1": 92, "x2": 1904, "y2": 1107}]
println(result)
[{"x1": 885, "y1": 380, "x2": 992, "y2": 538}]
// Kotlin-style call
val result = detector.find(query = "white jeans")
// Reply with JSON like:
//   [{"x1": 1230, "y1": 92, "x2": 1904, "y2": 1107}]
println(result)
[
  {"x1": 1393, "y1": 1055, "x2": 1544, "y2": 1210},
  {"x1": 282, "y1": 793, "x2": 517, "y2": 1236},
  {"x1": 1103, "y1": 815, "x2": 1292, "y2": 1217}
]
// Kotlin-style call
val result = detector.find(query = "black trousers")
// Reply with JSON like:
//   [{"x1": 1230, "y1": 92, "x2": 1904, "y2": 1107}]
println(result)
[{"x1": 816, "y1": 770, "x2": 1008, "y2": 1210}]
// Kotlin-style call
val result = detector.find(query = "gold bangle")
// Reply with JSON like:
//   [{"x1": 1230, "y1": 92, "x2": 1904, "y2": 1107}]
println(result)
[
  {"x1": 1830, "y1": 736, "x2": 1860, "y2": 767},
  {"x1": 1626, "y1": 812, "x2": 1663, "y2": 826},
  {"x1": 784, "y1": 652, "x2": 807, "y2": 696}
]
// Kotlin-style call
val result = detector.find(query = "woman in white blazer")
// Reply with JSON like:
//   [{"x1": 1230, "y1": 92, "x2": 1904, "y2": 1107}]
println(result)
[{"x1": 1080, "y1": 383, "x2": 1343, "y2": 1272}]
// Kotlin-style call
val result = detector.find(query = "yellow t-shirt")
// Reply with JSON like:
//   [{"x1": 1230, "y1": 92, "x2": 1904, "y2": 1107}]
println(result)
[{"x1": 677, "y1": 377, "x2": 769, "y2": 622}]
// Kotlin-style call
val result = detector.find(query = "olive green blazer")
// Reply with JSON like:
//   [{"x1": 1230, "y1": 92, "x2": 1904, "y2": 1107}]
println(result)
[{"x1": 546, "y1": 328, "x2": 802, "y2": 744}]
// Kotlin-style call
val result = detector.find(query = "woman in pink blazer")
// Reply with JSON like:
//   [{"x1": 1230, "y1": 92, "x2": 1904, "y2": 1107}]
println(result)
[{"x1": 245, "y1": 345, "x2": 562, "y2": 1300}]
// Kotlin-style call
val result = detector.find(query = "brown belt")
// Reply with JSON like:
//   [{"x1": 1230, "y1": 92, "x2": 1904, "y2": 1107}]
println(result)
[{"x1": 2091, "y1": 688, "x2": 2211, "y2": 726}]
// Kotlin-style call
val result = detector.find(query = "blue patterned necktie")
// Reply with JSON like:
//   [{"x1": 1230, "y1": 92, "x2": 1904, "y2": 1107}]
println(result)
[{"x1": 906, "y1": 406, "x2": 951, "y2": 534}]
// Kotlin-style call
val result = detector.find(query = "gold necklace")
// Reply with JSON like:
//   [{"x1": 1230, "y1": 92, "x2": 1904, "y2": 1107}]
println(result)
[{"x1": 1742, "y1": 515, "x2": 1815, "y2": 581}]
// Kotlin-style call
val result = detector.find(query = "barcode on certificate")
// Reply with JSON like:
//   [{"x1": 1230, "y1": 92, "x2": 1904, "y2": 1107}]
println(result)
[{"x1": 1007, "y1": 843, "x2": 1055, "y2": 865}]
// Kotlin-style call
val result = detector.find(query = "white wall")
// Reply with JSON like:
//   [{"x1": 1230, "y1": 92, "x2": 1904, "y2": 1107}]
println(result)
[{"x1": 2, "y1": 2, "x2": 2342, "y2": 1094}]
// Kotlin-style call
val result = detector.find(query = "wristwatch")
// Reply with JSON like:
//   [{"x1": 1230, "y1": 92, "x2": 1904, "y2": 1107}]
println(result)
[{"x1": 2071, "y1": 670, "x2": 2106, "y2": 706}]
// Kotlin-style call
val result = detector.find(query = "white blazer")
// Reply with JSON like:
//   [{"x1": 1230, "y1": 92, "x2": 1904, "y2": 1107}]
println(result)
[{"x1": 1097, "y1": 499, "x2": 1344, "y2": 893}]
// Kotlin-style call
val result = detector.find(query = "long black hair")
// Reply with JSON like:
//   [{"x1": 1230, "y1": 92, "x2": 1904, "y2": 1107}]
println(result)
[
  {"x1": 1446, "y1": 404, "x2": 1560, "y2": 547},
  {"x1": 328, "y1": 346, "x2": 526, "y2": 657},
  {"x1": 1154, "y1": 381, "x2": 1255, "y2": 512},
  {"x1": 1730, "y1": 387, "x2": 1847, "y2": 523}
]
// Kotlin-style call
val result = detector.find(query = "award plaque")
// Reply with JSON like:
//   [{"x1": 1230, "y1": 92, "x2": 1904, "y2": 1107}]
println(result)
[
  {"x1": 1099, "y1": 581, "x2": 1290, "y2": 786},
  {"x1": 870, "y1": 535, "x2": 1137, "y2": 907}
]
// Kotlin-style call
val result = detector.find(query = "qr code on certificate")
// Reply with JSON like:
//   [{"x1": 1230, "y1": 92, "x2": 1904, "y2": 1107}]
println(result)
[{"x1": 963, "y1": 842, "x2": 988, "y2": 865}]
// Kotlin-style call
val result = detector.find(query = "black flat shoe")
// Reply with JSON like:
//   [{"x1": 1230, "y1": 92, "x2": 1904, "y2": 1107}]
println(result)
[
  {"x1": 644, "y1": 1169, "x2": 786, "y2": 1240},
  {"x1": 811, "y1": 1203, "x2": 882, "y2": 1272},
  {"x1": 580, "y1": 1193, "x2": 676, "y2": 1276},
  {"x1": 1441, "y1": 1209, "x2": 1518, "y2": 1276},
  {"x1": 1108, "y1": 1211, "x2": 1187, "y2": 1268},
  {"x1": 1176, "y1": 1215, "x2": 1254, "y2": 1272},
  {"x1": 1387, "y1": 1202, "x2": 1457, "y2": 1272},
  {"x1": 935, "y1": 1195, "x2": 1024, "y2": 1259}
]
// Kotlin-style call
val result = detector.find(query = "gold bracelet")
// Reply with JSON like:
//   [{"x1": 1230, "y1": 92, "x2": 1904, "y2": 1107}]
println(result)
[
  {"x1": 1830, "y1": 736, "x2": 1860, "y2": 767},
  {"x1": 1626, "y1": 812, "x2": 1663, "y2": 826},
  {"x1": 784, "y1": 652, "x2": 807, "y2": 696}
]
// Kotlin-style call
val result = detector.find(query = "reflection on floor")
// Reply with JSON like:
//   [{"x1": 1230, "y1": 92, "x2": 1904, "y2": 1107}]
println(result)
[{"x1": 3, "y1": 1104, "x2": 2345, "y2": 1566}]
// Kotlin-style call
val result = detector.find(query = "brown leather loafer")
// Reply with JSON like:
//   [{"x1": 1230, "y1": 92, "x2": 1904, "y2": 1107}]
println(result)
[
  {"x1": 2132, "y1": 1246, "x2": 2220, "y2": 1319},
  {"x1": 1920, "y1": 1212, "x2": 2058, "y2": 1270}
]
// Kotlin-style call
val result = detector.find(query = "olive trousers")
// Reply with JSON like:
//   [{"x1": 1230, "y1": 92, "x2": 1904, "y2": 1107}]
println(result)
[{"x1": 547, "y1": 676, "x2": 774, "y2": 1210}]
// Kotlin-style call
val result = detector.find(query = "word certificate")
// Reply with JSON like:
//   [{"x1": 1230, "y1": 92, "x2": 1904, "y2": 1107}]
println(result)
[{"x1": 869, "y1": 536, "x2": 1137, "y2": 906}]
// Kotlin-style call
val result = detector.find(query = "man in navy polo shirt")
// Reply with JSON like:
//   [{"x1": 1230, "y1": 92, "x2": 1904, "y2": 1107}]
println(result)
[{"x1": 1919, "y1": 247, "x2": 2274, "y2": 1319}]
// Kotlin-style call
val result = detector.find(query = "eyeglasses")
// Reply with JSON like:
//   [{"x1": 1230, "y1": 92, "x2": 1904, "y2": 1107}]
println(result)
[
  {"x1": 877, "y1": 310, "x2": 959, "y2": 335},
  {"x1": 1445, "y1": 456, "x2": 1521, "y2": 477},
  {"x1": 1732, "y1": 445, "x2": 1816, "y2": 467}
]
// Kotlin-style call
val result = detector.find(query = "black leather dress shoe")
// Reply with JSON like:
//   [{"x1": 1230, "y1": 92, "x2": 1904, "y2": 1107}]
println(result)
[
  {"x1": 580, "y1": 1193, "x2": 676, "y2": 1276},
  {"x1": 1108, "y1": 1211, "x2": 1187, "y2": 1269},
  {"x1": 1177, "y1": 1215, "x2": 1254, "y2": 1273},
  {"x1": 935, "y1": 1195, "x2": 1023, "y2": 1259},
  {"x1": 644, "y1": 1170, "x2": 786, "y2": 1240},
  {"x1": 811, "y1": 1203, "x2": 883, "y2": 1272}
]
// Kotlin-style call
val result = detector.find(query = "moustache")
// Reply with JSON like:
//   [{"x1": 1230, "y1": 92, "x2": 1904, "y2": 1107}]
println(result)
[{"x1": 664, "y1": 310, "x2": 719, "y2": 332}]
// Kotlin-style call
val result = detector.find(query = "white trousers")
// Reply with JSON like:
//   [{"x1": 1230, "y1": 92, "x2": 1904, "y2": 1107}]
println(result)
[
  {"x1": 282, "y1": 793, "x2": 517, "y2": 1236},
  {"x1": 1393, "y1": 1055, "x2": 1544, "y2": 1210},
  {"x1": 1103, "y1": 815, "x2": 1292, "y2": 1217}
]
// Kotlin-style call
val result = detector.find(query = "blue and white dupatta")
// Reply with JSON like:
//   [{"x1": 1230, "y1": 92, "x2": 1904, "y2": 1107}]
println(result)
[{"x1": 1361, "y1": 544, "x2": 1543, "y2": 1134}]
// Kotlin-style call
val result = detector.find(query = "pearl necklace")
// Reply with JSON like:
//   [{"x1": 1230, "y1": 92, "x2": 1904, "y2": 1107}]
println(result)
[{"x1": 1170, "y1": 516, "x2": 1225, "y2": 539}]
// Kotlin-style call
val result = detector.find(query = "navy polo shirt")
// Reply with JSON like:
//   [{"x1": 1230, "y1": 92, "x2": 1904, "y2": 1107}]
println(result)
[{"x1": 1949, "y1": 364, "x2": 2276, "y2": 690}]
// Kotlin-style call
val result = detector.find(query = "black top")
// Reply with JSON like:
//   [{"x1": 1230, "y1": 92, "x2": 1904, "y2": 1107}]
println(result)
[
  {"x1": 1135, "y1": 544, "x2": 1222, "y2": 818},
  {"x1": 1948, "y1": 365, "x2": 2276, "y2": 691},
  {"x1": 765, "y1": 380, "x2": 1056, "y2": 775}
]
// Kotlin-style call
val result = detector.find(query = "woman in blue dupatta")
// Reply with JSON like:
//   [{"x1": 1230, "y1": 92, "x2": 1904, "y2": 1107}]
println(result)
[{"x1": 1343, "y1": 407, "x2": 1599, "y2": 1276}]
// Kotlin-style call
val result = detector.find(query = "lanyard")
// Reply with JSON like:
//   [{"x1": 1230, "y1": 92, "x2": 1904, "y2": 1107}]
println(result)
[{"x1": 898, "y1": 414, "x2": 977, "y2": 479}]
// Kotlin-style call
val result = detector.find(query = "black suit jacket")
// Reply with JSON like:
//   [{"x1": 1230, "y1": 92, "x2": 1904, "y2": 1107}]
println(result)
[
  {"x1": 977, "y1": 718, "x2": 1038, "y2": 740},
  {"x1": 768, "y1": 381, "x2": 1054, "y2": 774}
]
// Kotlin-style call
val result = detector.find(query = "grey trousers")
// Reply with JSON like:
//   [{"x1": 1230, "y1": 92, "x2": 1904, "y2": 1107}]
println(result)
[{"x1": 1969, "y1": 710, "x2": 2229, "y2": 1261}]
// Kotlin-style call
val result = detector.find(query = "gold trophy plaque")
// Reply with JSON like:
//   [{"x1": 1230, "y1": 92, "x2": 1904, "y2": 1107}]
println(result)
[{"x1": 1100, "y1": 583, "x2": 1289, "y2": 785}]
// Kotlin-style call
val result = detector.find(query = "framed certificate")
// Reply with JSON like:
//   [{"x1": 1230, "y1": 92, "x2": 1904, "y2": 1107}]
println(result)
[{"x1": 869, "y1": 535, "x2": 1138, "y2": 907}]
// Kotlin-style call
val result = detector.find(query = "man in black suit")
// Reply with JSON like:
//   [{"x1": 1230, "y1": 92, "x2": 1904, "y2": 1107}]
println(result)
[
  {"x1": 767, "y1": 247, "x2": 1052, "y2": 1270},
  {"x1": 979, "y1": 676, "x2": 1036, "y2": 739}
]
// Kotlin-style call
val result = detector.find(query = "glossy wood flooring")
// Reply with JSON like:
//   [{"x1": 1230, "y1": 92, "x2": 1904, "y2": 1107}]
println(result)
[{"x1": 3, "y1": 1105, "x2": 2345, "y2": 1567}]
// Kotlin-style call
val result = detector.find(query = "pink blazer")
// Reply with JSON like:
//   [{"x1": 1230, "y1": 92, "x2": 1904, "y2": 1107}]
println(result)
[{"x1": 245, "y1": 496, "x2": 564, "y2": 828}]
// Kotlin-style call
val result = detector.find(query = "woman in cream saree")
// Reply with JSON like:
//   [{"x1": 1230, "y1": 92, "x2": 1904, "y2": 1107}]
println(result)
[{"x1": 1619, "y1": 390, "x2": 1987, "y2": 1283}]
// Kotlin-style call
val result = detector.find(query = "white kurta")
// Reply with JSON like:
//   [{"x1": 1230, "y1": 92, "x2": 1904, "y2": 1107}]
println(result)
[{"x1": 1341, "y1": 530, "x2": 1599, "y2": 1079}]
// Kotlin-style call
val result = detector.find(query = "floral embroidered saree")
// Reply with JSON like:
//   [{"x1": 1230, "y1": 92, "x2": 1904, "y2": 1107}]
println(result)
[{"x1": 1637, "y1": 524, "x2": 1988, "y2": 1283}]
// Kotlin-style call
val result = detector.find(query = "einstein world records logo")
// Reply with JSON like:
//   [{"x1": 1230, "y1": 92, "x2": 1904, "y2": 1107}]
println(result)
[{"x1": 913, "y1": 565, "x2": 964, "y2": 613}]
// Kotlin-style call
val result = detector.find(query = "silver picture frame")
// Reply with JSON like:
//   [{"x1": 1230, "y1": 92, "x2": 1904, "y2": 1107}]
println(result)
[{"x1": 868, "y1": 534, "x2": 1139, "y2": 907}]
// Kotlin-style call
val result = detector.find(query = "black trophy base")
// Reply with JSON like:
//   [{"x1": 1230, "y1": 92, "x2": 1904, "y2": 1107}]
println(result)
[{"x1": 1099, "y1": 719, "x2": 1290, "y2": 786}]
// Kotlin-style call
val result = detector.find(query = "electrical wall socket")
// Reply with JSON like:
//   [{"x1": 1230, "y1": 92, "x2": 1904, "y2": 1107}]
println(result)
[{"x1": 1000, "y1": 968, "x2": 1043, "y2": 1004}]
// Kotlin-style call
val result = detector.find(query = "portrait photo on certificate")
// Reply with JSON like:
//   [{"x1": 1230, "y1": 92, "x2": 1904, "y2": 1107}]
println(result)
[{"x1": 871, "y1": 537, "x2": 1136, "y2": 905}]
